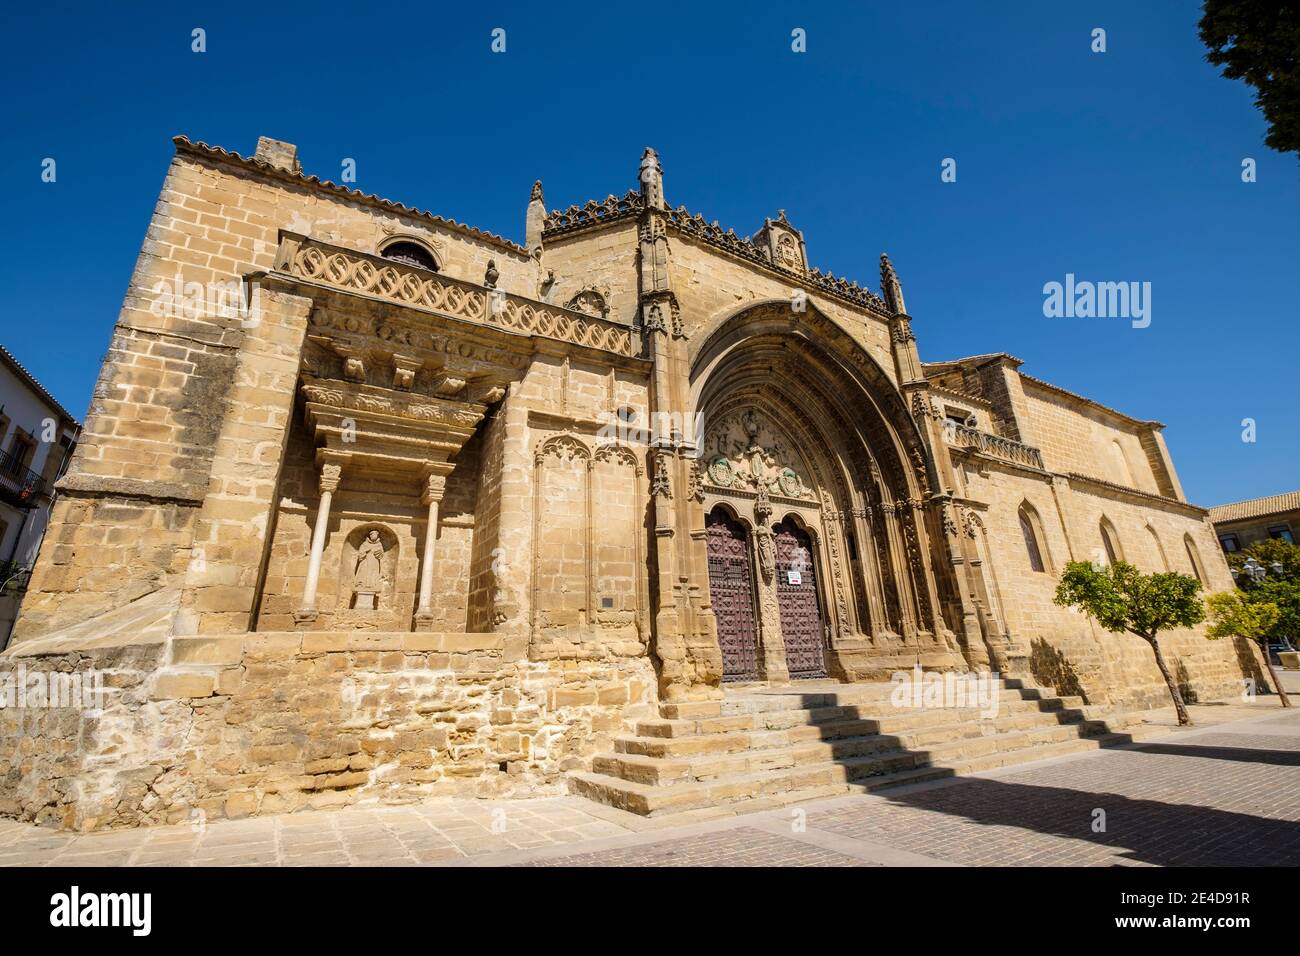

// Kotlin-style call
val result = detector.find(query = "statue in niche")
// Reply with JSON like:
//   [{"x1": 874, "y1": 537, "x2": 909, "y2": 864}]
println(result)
[
  {"x1": 754, "y1": 487, "x2": 776, "y2": 583},
  {"x1": 352, "y1": 529, "x2": 385, "y2": 610}
]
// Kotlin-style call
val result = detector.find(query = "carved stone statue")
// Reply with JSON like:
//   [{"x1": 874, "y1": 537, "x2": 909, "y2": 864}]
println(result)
[{"x1": 352, "y1": 529, "x2": 385, "y2": 609}]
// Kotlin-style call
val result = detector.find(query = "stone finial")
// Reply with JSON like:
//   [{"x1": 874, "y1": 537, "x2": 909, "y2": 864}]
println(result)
[
  {"x1": 880, "y1": 253, "x2": 906, "y2": 315},
  {"x1": 526, "y1": 180, "x2": 546, "y2": 256},
  {"x1": 639, "y1": 147, "x2": 664, "y2": 209},
  {"x1": 484, "y1": 260, "x2": 500, "y2": 289},
  {"x1": 253, "y1": 136, "x2": 301, "y2": 174}
]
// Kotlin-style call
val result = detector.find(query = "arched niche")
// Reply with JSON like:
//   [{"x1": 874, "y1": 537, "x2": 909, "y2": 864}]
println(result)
[{"x1": 338, "y1": 523, "x2": 400, "y2": 611}]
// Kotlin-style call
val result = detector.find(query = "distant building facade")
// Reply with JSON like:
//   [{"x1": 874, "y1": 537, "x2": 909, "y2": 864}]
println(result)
[
  {"x1": 1209, "y1": 491, "x2": 1300, "y2": 553},
  {"x1": 0, "y1": 345, "x2": 79, "y2": 644}
]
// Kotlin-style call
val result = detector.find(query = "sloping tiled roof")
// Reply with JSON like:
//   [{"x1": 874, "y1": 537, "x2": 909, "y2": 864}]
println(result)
[
  {"x1": 1209, "y1": 491, "x2": 1300, "y2": 524},
  {"x1": 173, "y1": 136, "x2": 530, "y2": 257},
  {"x1": 0, "y1": 344, "x2": 80, "y2": 426}
]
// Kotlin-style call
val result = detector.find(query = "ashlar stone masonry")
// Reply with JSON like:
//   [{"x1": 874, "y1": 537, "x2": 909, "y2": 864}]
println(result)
[{"x1": 0, "y1": 136, "x2": 1268, "y2": 830}]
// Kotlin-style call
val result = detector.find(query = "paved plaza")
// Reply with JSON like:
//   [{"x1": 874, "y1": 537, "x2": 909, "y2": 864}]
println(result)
[{"x1": 2, "y1": 700, "x2": 1297, "y2": 867}]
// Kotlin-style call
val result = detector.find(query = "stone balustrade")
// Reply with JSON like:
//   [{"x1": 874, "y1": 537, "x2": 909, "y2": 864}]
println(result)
[
  {"x1": 274, "y1": 234, "x2": 636, "y2": 357},
  {"x1": 947, "y1": 423, "x2": 1046, "y2": 470}
]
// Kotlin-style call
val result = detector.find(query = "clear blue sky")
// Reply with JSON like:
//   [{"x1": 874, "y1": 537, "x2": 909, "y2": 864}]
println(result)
[{"x1": 2, "y1": 1, "x2": 1295, "y2": 507}]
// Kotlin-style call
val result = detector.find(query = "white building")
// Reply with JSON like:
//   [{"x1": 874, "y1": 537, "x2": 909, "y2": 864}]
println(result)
[{"x1": 0, "y1": 345, "x2": 80, "y2": 644}]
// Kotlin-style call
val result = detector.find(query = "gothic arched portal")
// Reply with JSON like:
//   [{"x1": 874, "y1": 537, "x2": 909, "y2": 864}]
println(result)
[{"x1": 690, "y1": 301, "x2": 967, "y2": 682}]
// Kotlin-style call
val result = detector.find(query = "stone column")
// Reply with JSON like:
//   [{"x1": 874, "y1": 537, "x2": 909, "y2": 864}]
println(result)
[
  {"x1": 296, "y1": 455, "x2": 345, "y2": 623},
  {"x1": 414, "y1": 470, "x2": 448, "y2": 631}
]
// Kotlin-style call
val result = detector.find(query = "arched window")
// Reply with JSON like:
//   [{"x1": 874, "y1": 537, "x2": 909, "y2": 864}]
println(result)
[
  {"x1": 1018, "y1": 502, "x2": 1049, "y2": 573},
  {"x1": 1184, "y1": 533, "x2": 1206, "y2": 586},
  {"x1": 380, "y1": 240, "x2": 438, "y2": 272},
  {"x1": 1099, "y1": 516, "x2": 1123, "y2": 566},
  {"x1": 1109, "y1": 439, "x2": 1134, "y2": 487},
  {"x1": 1146, "y1": 525, "x2": 1169, "y2": 571}
]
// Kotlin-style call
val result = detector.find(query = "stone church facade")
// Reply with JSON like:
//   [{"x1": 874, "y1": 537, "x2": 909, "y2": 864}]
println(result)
[{"x1": 0, "y1": 136, "x2": 1261, "y2": 829}]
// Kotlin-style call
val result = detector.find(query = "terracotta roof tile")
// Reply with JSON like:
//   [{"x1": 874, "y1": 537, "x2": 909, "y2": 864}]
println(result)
[{"x1": 1209, "y1": 491, "x2": 1300, "y2": 524}]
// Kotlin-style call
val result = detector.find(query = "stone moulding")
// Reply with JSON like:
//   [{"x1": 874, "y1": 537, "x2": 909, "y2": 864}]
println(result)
[
  {"x1": 275, "y1": 234, "x2": 637, "y2": 357},
  {"x1": 1064, "y1": 472, "x2": 1210, "y2": 516}
]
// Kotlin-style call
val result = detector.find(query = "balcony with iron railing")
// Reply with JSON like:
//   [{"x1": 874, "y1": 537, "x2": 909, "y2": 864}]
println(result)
[
  {"x1": 945, "y1": 423, "x2": 1045, "y2": 470},
  {"x1": 0, "y1": 449, "x2": 46, "y2": 508}
]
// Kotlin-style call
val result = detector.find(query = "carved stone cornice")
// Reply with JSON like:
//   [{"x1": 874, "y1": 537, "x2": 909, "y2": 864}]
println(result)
[{"x1": 300, "y1": 378, "x2": 485, "y2": 429}]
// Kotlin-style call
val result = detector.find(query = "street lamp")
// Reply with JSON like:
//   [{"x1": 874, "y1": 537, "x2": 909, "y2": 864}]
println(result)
[{"x1": 1234, "y1": 556, "x2": 1285, "y2": 584}]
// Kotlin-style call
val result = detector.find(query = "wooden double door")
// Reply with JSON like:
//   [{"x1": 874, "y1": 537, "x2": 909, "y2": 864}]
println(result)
[{"x1": 705, "y1": 509, "x2": 827, "y2": 682}]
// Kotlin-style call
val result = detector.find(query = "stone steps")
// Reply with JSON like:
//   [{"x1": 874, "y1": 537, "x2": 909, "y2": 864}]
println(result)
[
  {"x1": 633, "y1": 695, "x2": 1089, "y2": 743},
  {"x1": 569, "y1": 676, "x2": 1155, "y2": 818},
  {"x1": 594, "y1": 716, "x2": 1119, "y2": 788},
  {"x1": 616, "y1": 703, "x2": 1102, "y2": 761}
]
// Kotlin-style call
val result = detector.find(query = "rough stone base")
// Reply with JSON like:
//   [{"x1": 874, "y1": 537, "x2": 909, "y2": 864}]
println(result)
[{"x1": 0, "y1": 631, "x2": 655, "y2": 831}]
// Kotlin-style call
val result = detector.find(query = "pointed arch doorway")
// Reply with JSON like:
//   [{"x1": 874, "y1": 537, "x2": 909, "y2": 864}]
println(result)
[
  {"x1": 774, "y1": 517, "x2": 828, "y2": 679},
  {"x1": 705, "y1": 507, "x2": 761, "y2": 682}
]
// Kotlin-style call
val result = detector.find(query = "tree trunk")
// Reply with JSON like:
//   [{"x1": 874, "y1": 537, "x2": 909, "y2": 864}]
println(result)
[
  {"x1": 1148, "y1": 635, "x2": 1191, "y2": 726},
  {"x1": 1259, "y1": 639, "x2": 1293, "y2": 708}
]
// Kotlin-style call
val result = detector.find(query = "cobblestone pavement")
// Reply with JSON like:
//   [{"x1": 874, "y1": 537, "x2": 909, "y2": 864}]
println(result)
[
  {"x1": 1, "y1": 703, "x2": 1297, "y2": 867},
  {"x1": 523, "y1": 826, "x2": 878, "y2": 867}
]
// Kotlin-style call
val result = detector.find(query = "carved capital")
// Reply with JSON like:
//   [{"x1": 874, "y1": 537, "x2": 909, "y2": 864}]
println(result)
[
  {"x1": 319, "y1": 463, "x2": 343, "y2": 495},
  {"x1": 421, "y1": 472, "x2": 448, "y2": 505}
]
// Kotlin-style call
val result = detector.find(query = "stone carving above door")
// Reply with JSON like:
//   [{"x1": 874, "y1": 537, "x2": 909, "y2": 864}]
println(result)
[{"x1": 702, "y1": 408, "x2": 814, "y2": 500}]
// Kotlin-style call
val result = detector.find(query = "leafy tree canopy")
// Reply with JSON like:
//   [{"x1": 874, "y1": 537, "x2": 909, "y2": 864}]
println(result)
[
  {"x1": 1199, "y1": 0, "x2": 1300, "y2": 158},
  {"x1": 1207, "y1": 590, "x2": 1281, "y2": 640},
  {"x1": 1054, "y1": 561, "x2": 1205, "y2": 641}
]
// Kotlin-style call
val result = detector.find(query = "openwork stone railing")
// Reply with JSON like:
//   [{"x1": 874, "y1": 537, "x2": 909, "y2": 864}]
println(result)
[
  {"x1": 665, "y1": 206, "x2": 888, "y2": 313},
  {"x1": 277, "y1": 235, "x2": 635, "y2": 356},
  {"x1": 948, "y1": 424, "x2": 1045, "y2": 470},
  {"x1": 541, "y1": 192, "x2": 890, "y2": 315},
  {"x1": 543, "y1": 190, "x2": 643, "y2": 236}
]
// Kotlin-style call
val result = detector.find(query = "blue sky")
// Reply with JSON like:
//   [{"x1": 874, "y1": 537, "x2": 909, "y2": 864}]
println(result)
[{"x1": 2, "y1": 1, "x2": 1295, "y2": 506}]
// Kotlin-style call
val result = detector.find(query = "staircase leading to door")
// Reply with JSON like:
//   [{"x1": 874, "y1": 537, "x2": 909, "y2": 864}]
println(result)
[{"x1": 569, "y1": 676, "x2": 1160, "y2": 818}]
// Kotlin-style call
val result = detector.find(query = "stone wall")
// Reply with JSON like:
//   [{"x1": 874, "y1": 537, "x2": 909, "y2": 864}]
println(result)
[
  {"x1": 0, "y1": 632, "x2": 655, "y2": 831},
  {"x1": 1019, "y1": 380, "x2": 1163, "y2": 496},
  {"x1": 957, "y1": 454, "x2": 1255, "y2": 711}
]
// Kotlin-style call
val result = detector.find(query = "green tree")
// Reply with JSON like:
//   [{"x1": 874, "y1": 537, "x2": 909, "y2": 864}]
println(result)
[
  {"x1": 1054, "y1": 561, "x2": 1205, "y2": 725},
  {"x1": 1225, "y1": 537, "x2": 1300, "y2": 582},
  {"x1": 1199, "y1": 1, "x2": 1300, "y2": 160},
  {"x1": 1207, "y1": 590, "x2": 1291, "y2": 707},
  {"x1": 1225, "y1": 539, "x2": 1300, "y2": 644}
]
